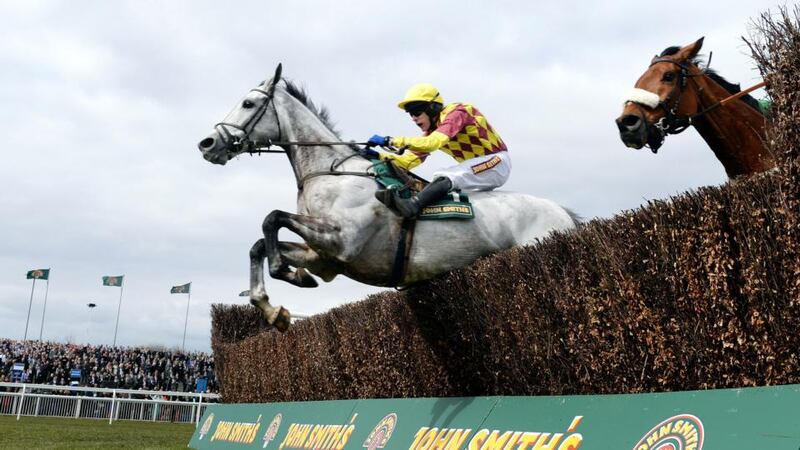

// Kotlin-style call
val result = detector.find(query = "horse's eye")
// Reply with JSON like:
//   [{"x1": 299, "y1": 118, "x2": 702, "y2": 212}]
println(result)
[
  {"x1": 662, "y1": 72, "x2": 676, "y2": 82},
  {"x1": 242, "y1": 99, "x2": 255, "y2": 109}
]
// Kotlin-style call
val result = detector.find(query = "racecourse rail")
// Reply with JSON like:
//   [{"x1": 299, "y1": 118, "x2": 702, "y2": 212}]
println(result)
[{"x1": 0, "y1": 382, "x2": 219, "y2": 426}]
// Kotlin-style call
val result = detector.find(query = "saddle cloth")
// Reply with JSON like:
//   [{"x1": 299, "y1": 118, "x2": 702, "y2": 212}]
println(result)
[{"x1": 372, "y1": 161, "x2": 474, "y2": 220}]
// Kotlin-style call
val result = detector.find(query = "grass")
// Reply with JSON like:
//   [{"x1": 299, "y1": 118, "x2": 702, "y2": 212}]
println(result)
[{"x1": 0, "y1": 415, "x2": 195, "y2": 449}]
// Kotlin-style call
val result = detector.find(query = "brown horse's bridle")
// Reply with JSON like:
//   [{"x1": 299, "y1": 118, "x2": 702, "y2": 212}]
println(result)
[
  {"x1": 636, "y1": 57, "x2": 767, "y2": 153},
  {"x1": 639, "y1": 57, "x2": 701, "y2": 152}
]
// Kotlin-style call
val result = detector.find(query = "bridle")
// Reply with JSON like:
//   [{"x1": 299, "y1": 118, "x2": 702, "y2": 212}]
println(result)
[
  {"x1": 214, "y1": 80, "x2": 282, "y2": 155},
  {"x1": 214, "y1": 80, "x2": 380, "y2": 154},
  {"x1": 648, "y1": 58, "x2": 698, "y2": 135},
  {"x1": 631, "y1": 57, "x2": 703, "y2": 152},
  {"x1": 629, "y1": 55, "x2": 767, "y2": 153},
  {"x1": 211, "y1": 78, "x2": 396, "y2": 190}
]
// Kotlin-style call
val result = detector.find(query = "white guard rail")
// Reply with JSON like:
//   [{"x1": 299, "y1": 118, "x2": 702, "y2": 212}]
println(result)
[{"x1": 0, "y1": 382, "x2": 220, "y2": 426}]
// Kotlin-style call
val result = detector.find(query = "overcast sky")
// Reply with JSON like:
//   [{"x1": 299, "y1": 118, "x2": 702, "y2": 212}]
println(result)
[{"x1": 0, "y1": 0, "x2": 780, "y2": 352}]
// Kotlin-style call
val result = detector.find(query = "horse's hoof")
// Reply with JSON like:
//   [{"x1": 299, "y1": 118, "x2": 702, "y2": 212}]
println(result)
[
  {"x1": 296, "y1": 268, "x2": 318, "y2": 288},
  {"x1": 273, "y1": 307, "x2": 291, "y2": 332}
]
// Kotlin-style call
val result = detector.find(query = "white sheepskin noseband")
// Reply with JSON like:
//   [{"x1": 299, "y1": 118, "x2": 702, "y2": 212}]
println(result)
[{"x1": 623, "y1": 88, "x2": 661, "y2": 109}]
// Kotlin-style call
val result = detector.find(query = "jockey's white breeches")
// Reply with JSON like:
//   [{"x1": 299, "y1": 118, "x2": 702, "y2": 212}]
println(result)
[{"x1": 433, "y1": 151, "x2": 511, "y2": 191}]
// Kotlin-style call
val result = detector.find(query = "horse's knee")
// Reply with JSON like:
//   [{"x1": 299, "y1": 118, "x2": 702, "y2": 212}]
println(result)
[
  {"x1": 249, "y1": 239, "x2": 265, "y2": 260},
  {"x1": 262, "y1": 210, "x2": 282, "y2": 235}
]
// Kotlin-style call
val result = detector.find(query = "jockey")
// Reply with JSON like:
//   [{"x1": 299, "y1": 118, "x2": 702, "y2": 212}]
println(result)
[{"x1": 364, "y1": 83, "x2": 511, "y2": 218}]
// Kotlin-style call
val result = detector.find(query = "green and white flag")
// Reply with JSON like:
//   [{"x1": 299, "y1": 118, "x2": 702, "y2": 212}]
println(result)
[
  {"x1": 171, "y1": 282, "x2": 191, "y2": 294},
  {"x1": 238, "y1": 290, "x2": 250, "y2": 297},
  {"x1": 102, "y1": 275, "x2": 124, "y2": 287},
  {"x1": 26, "y1": 268, "x2": 50, "y2": 280}
]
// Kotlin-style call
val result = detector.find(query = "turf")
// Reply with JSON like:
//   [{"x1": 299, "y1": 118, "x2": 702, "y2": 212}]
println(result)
[{"x1": 0, "y1": 415, "x2": 195, "y2": 449}]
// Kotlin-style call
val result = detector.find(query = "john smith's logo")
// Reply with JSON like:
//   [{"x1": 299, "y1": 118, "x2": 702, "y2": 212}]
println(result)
[
  {"x1": 262, "y1": 413, "x2": 282, "y2": 448},
  {"x1": 632, "y1": 414, "x2": 704, "y2": 450},
  {"x1": 363, "y1": 413, "x2": 397, "y2": 450},
  {"x1": 199, "y1": 413, "x2": 214, "y2": 440}
]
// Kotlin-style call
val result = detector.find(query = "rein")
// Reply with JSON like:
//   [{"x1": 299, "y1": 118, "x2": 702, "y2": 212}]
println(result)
[
  {"x1": 296, "y1": 153, "x2": 378, "y2": 191},
  {"x1": 687, "y1": 80, "x2": 767, "y2": 121},
  {"x1": 241, "y1": 141, "x2": 406, "y2": 190},
  {"x1": 213, "y1": 81, "x2": 376, "y2": 189},
  {"x1": 216, "y1": 76, "x2": 407, "y2": 190},
  {"x1": 248, "y1": 140, "x2": 371, "y2": 151}
]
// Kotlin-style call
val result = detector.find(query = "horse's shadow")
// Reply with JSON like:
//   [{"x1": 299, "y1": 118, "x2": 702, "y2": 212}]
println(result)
[{"x1": 429, "y1": 397, "x2": 478, "y2": 428}]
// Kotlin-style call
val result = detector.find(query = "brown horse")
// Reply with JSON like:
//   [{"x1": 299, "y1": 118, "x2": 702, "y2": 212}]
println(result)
[{"x1": 616, "y1": 37, "x2": 774, "y2": 178}]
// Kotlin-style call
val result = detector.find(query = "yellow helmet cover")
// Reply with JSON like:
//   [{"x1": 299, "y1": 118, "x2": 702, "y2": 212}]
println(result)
[{"x1": 397, "y1": 83, "x2": 444, "y2": 109}]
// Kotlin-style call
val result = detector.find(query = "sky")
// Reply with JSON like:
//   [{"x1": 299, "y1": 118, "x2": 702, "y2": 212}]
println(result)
[{"x1": 0, "y1": 0, "x2": 781, "y2": 352}]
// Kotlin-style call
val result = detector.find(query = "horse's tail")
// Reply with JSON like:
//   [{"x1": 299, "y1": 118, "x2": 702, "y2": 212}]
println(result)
[{"x1": 563, "y1": 206, "x2": 583, "y2": 226}]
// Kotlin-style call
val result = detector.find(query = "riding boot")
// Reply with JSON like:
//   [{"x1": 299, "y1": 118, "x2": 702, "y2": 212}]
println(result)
[{"x1": 392, "y1": 177, "x2": 452, "y2": 218}]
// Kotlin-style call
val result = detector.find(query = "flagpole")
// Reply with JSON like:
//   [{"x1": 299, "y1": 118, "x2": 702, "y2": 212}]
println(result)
[
  {"x1": 38, "y1": 279, "x2": 50, "y2": 341},
  {"x1": 181, "y1": 290, "x2": 191, "y2": 352},
  {"x1": 24, "y1": 278, "x2": 37, "y2": 341},
  {"x1": 113, "y1": 283, "x2": 124, "y2": 347}
]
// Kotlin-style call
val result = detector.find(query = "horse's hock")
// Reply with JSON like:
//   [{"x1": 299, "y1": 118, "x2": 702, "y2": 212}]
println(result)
[{"x1": 211, "y1": 8, "x2": 800, "y2": 403}]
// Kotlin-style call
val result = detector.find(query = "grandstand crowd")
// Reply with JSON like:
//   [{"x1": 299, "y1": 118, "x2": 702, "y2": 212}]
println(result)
[{"x1": 0, "y1": 339, "x2": 217, "y2": 393}]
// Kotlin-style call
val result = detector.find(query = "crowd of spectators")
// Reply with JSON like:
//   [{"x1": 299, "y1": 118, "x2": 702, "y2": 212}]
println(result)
[{"x1": 0, "y1": 339, "x2": 217, "y2": 393}]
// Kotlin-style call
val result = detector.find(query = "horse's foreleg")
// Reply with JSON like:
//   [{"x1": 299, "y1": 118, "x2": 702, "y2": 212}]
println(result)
[
  {"x1": 248, "y1": 238, "x2": 290, "y2": 331},
  {"x1": 263, "y1": 210, "x2": 341, "y2": 287},
  {"x1": 249, "y1": 239, "x2": 269, "y2": 303}
]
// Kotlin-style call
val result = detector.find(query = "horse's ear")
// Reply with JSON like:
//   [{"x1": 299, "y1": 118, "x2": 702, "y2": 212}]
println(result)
[
  {"x1": 273, "y1": 63, "x2": 283, "y2": 84},
  {"x1": 675, "y1": 37, "x2": 704, "y2": 61}
]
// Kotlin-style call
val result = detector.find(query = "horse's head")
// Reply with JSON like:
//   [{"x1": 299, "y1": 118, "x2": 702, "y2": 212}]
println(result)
[
  {"x1": 616, "y1": 38, "x2": 705, "y2": 152},
  {"x1": 198, "y1": 64, "x2": 284, "y2": 165}
]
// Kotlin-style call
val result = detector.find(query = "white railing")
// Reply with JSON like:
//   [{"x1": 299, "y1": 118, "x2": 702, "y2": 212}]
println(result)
[{"x1": 0, "y1": 382, "x2": 219, "y2": 426}]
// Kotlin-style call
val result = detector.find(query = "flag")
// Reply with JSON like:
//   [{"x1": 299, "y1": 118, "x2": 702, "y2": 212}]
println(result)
[
  {"x1": 26, "y1": 269, "x2": 50, "y2": 280},
  {"x1": 171, "y1": 282, "x2": 191, "y2": 294},
  {"x1": 238, "y1": 290, "x2": 250, "y2": 297},
  {"x1": 102, "y1": 275, "x2": 124, "y2": 287}
]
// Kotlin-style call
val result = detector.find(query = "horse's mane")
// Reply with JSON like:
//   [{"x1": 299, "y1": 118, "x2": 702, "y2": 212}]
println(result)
[
  {"x1": 658, "y1": 46, "x2": 763, "y2": 113},
  {"x1": 280, "y1": 79, "x2": 343, "y2": 138}
]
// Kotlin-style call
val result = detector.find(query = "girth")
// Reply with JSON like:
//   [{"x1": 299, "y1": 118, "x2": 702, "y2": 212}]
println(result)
[{"x1": 390, "y1": 217, "x2": 416, "y2": 288}]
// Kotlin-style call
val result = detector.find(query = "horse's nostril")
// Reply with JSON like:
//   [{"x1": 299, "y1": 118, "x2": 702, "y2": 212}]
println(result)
[
  {"x1": 199, "y1": 137, "x2": 215, "y2": 149},
  {"x1": 619, "y1": 115, "x2": 642, "y2": 131}
]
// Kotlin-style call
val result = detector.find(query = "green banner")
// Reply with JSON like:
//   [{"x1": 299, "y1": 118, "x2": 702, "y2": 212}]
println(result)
[
  {"x1": 26, "y1": 268, "x2": 49, "y2": 280},
  {"x1": 190, "y1": 384, "x2": 800, "y2": 449},
  {"x1": 171, "y1": 282, "x2": 191, "y2": 294},
  {"x1": 102, "y1": 275, "x2": 124, "y2": 286}
]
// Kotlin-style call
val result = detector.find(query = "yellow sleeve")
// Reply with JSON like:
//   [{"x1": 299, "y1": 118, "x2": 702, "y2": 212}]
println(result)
[
  {"x1": 379, "y1": 150, "x2": 427, "y2": 170},
  {"x1": 390, "y1": 131, "x2": 450, "y2": 152}
]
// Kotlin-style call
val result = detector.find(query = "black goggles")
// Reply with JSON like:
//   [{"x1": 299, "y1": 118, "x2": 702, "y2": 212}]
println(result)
[{"x1": 404, "y1": 102, "x2": 429, "y2": 117}]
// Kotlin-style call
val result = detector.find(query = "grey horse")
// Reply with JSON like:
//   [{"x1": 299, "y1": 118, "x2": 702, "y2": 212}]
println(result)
[{"x1": 198, "y1": 65, "x2": 577, "y2": 331}]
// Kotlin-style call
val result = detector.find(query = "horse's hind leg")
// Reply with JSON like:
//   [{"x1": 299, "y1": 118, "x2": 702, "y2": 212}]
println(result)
[{"x1": 249, "y1": 238, "x2": 290, "y2": 331}]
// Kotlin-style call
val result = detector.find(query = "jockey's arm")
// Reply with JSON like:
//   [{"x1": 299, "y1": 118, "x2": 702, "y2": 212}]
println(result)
[{"x1": 379, "y1": 131, "x2": 450, "y2": 170}]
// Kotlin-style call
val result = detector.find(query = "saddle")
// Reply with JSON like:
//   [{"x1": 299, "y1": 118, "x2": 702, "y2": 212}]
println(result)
[
  {"x1": 371, "y1": 160, "x2": 475, "y2": 288},
  {"x1": 372, "y1": 161, "x2": 474, "y2": 220}
]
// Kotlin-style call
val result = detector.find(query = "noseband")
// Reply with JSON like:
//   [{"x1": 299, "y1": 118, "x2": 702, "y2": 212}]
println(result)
[{"x1": 214, "y1": 82, "x2": 280, "y2": 155}]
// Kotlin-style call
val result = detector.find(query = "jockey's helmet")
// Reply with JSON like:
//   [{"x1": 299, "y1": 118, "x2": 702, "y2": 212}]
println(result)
[{"x1": 397, "y1": 83, "x2": 444, "y2": 110}]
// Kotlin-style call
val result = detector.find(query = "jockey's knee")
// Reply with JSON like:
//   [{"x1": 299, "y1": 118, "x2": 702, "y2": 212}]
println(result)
[{"x1": 433, "y1": 176, "x2": 453, "y2": 188}]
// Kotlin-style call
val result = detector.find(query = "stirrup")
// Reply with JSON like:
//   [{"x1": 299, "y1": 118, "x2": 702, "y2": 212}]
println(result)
[{"x1": 374, "y1": 187, "x2": 396, "y2": 208}]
